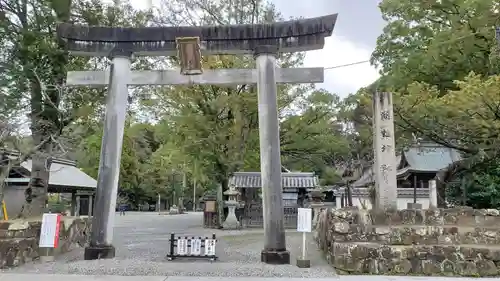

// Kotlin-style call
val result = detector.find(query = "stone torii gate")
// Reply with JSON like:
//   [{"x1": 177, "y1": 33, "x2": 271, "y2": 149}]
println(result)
[{"x1": 57, "y1": 14, "x2": 337, "y2": 264}]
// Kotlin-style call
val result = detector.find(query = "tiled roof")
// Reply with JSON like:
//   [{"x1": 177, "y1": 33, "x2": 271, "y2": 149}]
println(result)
[
  {"x1": 404, "y1": 144, "x2": 462, "y2": 172},
  {"x1": 5, "y1": 158, "x2": 97, "y2": 189},
  {"x1": 350, "y1": 143, "x2": 462, "y2": 187},
  {"x1": 229, "y1": 172, "x2": 319, "y2": 189}
]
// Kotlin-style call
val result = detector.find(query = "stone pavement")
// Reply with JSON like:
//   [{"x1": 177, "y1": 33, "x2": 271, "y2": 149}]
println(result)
[
  {"x1": 0, "y1": 274, "x2": 482, "y2": 281},
  {"x1": 1, "y1": 212, "x2": 334, "y2": 277}
]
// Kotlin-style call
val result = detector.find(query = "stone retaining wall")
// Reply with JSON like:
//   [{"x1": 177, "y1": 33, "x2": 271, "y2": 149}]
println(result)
[
  {"x1": 315, "y1": 207, "x2": 500, "y2": 276},
  {"x1": 0, "y1": 216, "x2": 90, "y2": 268}
]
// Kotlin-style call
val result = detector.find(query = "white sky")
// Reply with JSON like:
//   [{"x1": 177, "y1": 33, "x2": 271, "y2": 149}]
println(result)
[{"x1": 120, "y1": 0, "x2": 381, "y2": 97}]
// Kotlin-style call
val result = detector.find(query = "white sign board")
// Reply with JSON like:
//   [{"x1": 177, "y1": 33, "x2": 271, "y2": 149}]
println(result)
[
  {"x1": 204, "y1": 239, "x2": 216, "y2": 256},
  {"x1": 177, "y1": 238, "x2": 188, "y2": 255},
  {"x1": 297, "y1": 208, "x2": 312, "y2": 232},
  {"x1": 39, "y1": 213, "x2": 62, "y2": 248},
  {"x1": 190, "y1": 239, "x2": 202, "y2": 255}
]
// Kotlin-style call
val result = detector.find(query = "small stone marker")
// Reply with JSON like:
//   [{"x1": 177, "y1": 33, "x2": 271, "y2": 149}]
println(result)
[{"x1": 296, "y1": 207, "x2": 312, "y2": 268}]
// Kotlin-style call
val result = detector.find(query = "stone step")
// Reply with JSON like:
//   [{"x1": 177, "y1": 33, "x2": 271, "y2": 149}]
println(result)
[
  {"x1": 328, "y1": 207, "x2": 500, "y2": 226},
  {"x1": 327, "y1": 243, "x2": 500, "y2": 277},
  {"x1": 330, "y1": 224, "x2": 500, "y2": 245},
  {"x1": 330, "y1": 242, "x2": 500, "y2": 276}
]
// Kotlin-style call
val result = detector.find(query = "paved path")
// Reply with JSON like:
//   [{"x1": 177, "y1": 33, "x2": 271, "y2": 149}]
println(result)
[
  {"x1": 0, "y1": 274, "x2": 481, "y2": 281},
  {"x1": 1, "y1": 212, "x2": 335, "y2": 277}
]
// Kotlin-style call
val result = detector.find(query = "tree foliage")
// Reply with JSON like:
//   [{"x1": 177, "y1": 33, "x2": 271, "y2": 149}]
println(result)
[
  {"x1": 0, "y1": 0, "x2": 155, "y2": 216},
  {"x1": 361, "y1": 0, "x2": 500, "y2": 207},
  {"x1": 372, "y1": 0, "x2": 500, "y2": 92},
  {"x1": 10, "y1": 0, "x2": 500, "y2": 212}
]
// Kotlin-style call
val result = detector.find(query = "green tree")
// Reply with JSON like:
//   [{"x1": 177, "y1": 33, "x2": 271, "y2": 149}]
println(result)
[
  {"x1": 394, "y1": 74, "x2": 500, "y2": 156},
  {"x1": 338, "y1": 0, "x2": 500, "y2": 207},
  {"x1": 0, "y1": 0, "x2": 153, "y2": 216},
  {"x1": 280, "y1": 89, "x2": 350, "y2": 175},
  {"x1": 145, "y1": 0, "x2": 316, "y2": 194},
  {"x1": 394, "y1": 73, "x2": 500, "y2": 205},
  {"x1": 446, "y1": 161, "x2": 500, "y2": 209},
  {"x1": 372, "y1": 0, "x2": 500, "y2": 92}
]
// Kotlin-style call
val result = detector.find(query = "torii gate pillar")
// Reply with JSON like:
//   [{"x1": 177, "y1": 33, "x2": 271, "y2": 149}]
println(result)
[{"x1": 255, "y1": 46, "x2": 288, "y2": 263}]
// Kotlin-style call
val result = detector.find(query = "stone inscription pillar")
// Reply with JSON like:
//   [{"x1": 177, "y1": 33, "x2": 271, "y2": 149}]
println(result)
[
  {"x1": 254, "y1": 46, "x2": 290, "y2": 264},
  {"x1": 84, "y1": 51, "x2": 131, "y2": 260},
  {"x1": 372, "y1": 92, "x2": 398, "y2": 210}
]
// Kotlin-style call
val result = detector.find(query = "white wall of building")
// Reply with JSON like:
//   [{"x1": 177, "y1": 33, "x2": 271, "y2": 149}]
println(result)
[{"x1": 336, "y1": 195, "x2": 430, "y2": 210}]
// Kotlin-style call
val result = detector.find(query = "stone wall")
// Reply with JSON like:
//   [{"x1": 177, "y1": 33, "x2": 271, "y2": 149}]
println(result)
[
  {"x1": 315, "y1": 207, "x2": 500, "y2": 276},
  {"x1": 0, "y1": 216, "x2": 90, "y2": 268}
]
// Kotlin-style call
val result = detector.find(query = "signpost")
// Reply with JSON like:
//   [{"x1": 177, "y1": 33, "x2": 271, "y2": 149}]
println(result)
[
  {"x1": 296, "y1": 208, "x2": 312, "y2": 268},
  {"x1": 167, "y1": 233, "x2": 218, "y2": 262},
  {"x1": 39, "y1": 213, "x2": 62, "y2": 262}
]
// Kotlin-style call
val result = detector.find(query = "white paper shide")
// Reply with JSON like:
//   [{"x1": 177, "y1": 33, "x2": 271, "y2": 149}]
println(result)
[
  {"x1": 190, "y1": 239, "x2": 202, "y2": 255},
  {"x1": 177, "y1": 238, "x2": 188, "y2": 255},
  {"x1": 204, "y1": 239, "x2": 216, "y2": 256}
]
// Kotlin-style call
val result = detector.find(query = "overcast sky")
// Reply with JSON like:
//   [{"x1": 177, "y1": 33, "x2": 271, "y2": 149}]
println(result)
[{"x1": 128, "y1": 0, "x2": 386, "y2": 97}]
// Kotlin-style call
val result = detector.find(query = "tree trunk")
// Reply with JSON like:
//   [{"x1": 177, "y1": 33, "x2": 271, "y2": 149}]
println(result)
[
  {"x1": 217, "y1": 178, "x2": 228, "y2": 228},
  {"x1": 179, "y1": 171, "x2": 186, "y2": 211},
  {"x1": 17, "y1": 0, "x2": 72, "y2": 218},
  {"x1": 19, "y1": 148, "x2": 52, "y2": 218}
]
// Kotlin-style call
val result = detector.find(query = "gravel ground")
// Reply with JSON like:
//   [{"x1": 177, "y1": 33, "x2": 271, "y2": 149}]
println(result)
[{"x1": 2, "y1": 212, "x2": 336, "y2": 277}]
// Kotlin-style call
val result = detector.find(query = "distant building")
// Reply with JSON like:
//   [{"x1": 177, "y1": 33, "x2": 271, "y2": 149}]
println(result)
[
  {"x1": 335, "y1": 143, "x2": 462, "y2": 209},
  {"x1": 3, "y1": 152, "x2": 96, "y2": 218},
  {"x1": 228, "y1": 171, "x2": 319, "y2": 228}
]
